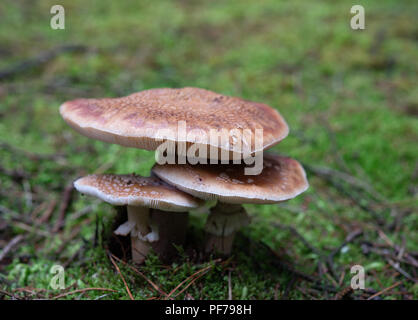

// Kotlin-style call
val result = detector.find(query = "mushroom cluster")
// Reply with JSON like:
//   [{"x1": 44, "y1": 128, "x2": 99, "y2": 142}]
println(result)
[
  {"x1": 60, "y1": 87, "x2": 308, "y2": 262},
  {"x1": 152, "y1": 154, "x2": 308, "y2": 254}
]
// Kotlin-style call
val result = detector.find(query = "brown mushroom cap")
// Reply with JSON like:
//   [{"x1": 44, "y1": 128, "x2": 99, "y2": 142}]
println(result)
[
  {"x1": 74, "y1": 174, "x2": 201, "y2": 212},
  {"x1": 60, "y1": 87, "x2": 288, "y2": 156},
  {"x1": 152, "y1": 154, "x2": 309, "y2": 204}
]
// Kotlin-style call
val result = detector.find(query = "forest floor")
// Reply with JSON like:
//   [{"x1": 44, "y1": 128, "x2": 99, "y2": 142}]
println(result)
[{"x1": 0, "y1": 0, "x2": 417, "y2": 299}]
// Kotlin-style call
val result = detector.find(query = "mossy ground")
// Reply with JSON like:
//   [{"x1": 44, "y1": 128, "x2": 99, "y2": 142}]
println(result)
[{"x1": 0, "y1": 0, "x2": 417, "y2": 300}]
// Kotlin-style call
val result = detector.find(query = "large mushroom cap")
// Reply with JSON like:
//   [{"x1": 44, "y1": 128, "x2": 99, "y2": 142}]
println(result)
[
  {"x1": 60, "y1": 87, "x2": 288, "y2": 156},
  {"x1": 152, "y1": 154, "x2": 309, "y2": 204},
  {"x1": 74, "y1": 174, "x2": 202, "y2": 212}
]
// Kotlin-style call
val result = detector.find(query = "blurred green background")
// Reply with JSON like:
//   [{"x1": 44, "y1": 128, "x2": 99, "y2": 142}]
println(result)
[{"x1": 0, "y1": 0, "x2": 416, "y2": 299}]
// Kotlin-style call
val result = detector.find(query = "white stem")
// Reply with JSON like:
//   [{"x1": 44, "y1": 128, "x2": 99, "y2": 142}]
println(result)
[
  {"x1": 127, "y1": 205, "x2": 150, "y2": 264},
  {"x1": 204, "y1": 202, "x2": 250, "y2": 255},
  {"x1": 116, "y1": 207, "x2": 188, "y2": 263}
]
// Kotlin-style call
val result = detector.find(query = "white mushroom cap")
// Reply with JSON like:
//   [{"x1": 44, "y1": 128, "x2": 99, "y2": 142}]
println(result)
[
  {"x1": 74, "y1": 174, "x2": 201, "y2": 212},
  {"x1": 152, "y1": 154, "x2": 309, "y2": 204}
]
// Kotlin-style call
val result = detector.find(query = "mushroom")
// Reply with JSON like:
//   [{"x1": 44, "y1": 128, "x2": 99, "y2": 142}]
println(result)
[
  {"x1": 59, "y1": 87, "x2": 289, "y2": 161},
  {"x1": 59, "y1": 88, "x2": 295, "y2": 257},
  {"x1": 73, "y1": 174, "x2": 201, "y2": 263},
  {"x1": 152, "y1": 154, "x2": 309, "y2": 255}
]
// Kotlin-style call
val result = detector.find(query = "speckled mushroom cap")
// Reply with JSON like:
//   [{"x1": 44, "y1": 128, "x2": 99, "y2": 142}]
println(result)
[
  {"x1": 59, "y1": 87, "x2": 289, "y2": 157},
  {"x1": 152, "y1": 154, "x2": 309, "y2": 204},
  {"x1": 74, "y1": 174, "x2": 201, "y2": 212}
]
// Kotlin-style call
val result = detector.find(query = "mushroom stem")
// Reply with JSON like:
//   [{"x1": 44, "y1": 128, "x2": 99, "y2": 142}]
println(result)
[
  {"x1": 120, "y1": 207, "x2": 189, "y2": 263},
  {"x1": 204, "y1": 202, "x2": 250, "y2": 255},
  {"x1": 127, "y1": 205, "x2": 151, "y2": 264},
  {"x1": 205, "y1": 232, "x2": 236, "y2": 255},
  {"x1": 150, "y1": 210, "x2": 189, "y2": 263}
]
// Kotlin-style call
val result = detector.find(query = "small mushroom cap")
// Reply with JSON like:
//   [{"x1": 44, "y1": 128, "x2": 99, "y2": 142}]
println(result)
[
  {"x1": 59, "y1": 87, "x2": 288, "y2": 156},
  {"x1": 73, "y1": 174, "x2": 201, "y2": 212},
  {"x1": 152, "y1": 154, "x2": 309, "y2": 204}
]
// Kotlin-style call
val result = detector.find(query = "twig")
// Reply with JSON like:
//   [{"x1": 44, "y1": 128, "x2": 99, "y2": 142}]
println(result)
[
  {"x1": 297, "y1": 285, "x2": 318, "y2": 299},
  {"x1": 330, "y1": 229, "x2": 363, "y2": 259},
  {"x1": 303, "y1": 163, "x2": 385, "y2": 202},
  {"x1": 0, "y1": 235, "x2": 24, "y2": 262},
  {"x1": 333, "y1": 286, "x2": 354, "y2": 300},
  {"x1": 172, "y1": 265, "x2": 215, "y2": 299},
  {"x1": 386, "y1": 259, "x2": 417, "y2": 283},
  {"x1": 327, "y1": 229, "x2": 363, "y2": 279},
  {"x1": 361, "y1": 242, "x2": 418, "y2": 268},
  {"x1": 367, "y1": 281, "x2": 402, "y2": 300},
  {"x1": 13, "y1": 287, "x2": 46, "y2": 299},
  {"x1": 52, "y1": 183, "x2": 74, "y2": 232},
  {"x1": 323, "y1": 175, "x2": 385, "y2": 224},
  {"x1": 12, "y1": 221, "x2": 50, "y2": 237},
  {"x1": 282, "y1": 276, "x2": 296, "y2": 300},
  {"x1": 272, "y1": 223, "x2": 322, "y2": 257},
  {"x1": 0, "y1": 289, "x2": 20, "y2": 300},
  {"x1": 338, "y1": 270, "x2": 346, "y2": 287},
  {"x1": 94, "y1": 293, "x2": 114, "y2": 300},
  {"x1": 304, "y1": 163, "x2": 388, "y2": 225},
  {"x1": 377, "y1": 229, "x2": 418, "y2": 268},
  {"x1": 36, "y1": 200, "x2": 57, "y2": 224},
  {"x1": 30, "y1": 201, "x2": 48, "y2": 222},
  {"x1": 0, "y1": 45, "x2": 87, "y2": 81},
  {"x1": 52, "y1": 287, "x2": 117, "y2": 300},
  {"x1": 109, "y1": 253, "x2": 167, "y2": 297},
  {"x1": 166, "y1": 260, "x2": 220, "y2": 299},
  {"x1": 108, "y1": 253, "x2": 134, "y2": 300}
]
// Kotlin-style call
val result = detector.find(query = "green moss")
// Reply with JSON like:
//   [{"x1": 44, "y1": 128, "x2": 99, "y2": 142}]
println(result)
[{"x1": 0, "y1": 0, "x2": 416, "y2": 300}]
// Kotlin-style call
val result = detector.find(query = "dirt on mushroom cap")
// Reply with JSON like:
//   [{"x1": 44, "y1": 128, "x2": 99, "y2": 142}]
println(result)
[
  {"x1": 59, "y1": 87, "x2": 289, "y2": 155},
  {"x1": 152, "y1": 153, "x2": 309, "y2": 204},
  {"x1": 74, "y1": 174, "x2": 202, "y2": 211}
]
